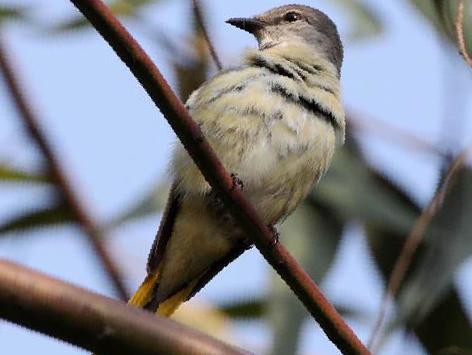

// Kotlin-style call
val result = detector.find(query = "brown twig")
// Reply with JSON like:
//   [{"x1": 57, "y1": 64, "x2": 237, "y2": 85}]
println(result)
[
  {"x1": 0, "y1": 260, "x2": 248, "y2": 355},
  {"x1": 191, "y1": 0, "x2": 223, "y2": 70},
  {"x1": 67, "y1": 0, "x2": 369, "y2": 353},
  {"x1": 367, "y1": 144, "x2": 472, "y2": 352},
  {"x1": 0, "y1": 37, "x2": 129, "y2": 300},
  {"x1": 456, "y1": 0, "x2": 472, "y2": 68},
  {"x1": 347, "y1": 113, "x2": 449, "y2": 159},
  {"x1": 368, "y1": 4, "x2": 472, "y2": 349}
]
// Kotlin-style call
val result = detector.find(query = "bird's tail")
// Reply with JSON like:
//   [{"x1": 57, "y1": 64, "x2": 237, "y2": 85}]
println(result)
[{"x1": 128, "y1": 270, "x2": 199, "y2": 317}]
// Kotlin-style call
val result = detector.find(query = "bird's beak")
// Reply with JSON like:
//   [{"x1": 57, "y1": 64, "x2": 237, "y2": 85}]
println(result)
[{"x1": 226, "y1": 17, "x2": 266, "y2": 35}]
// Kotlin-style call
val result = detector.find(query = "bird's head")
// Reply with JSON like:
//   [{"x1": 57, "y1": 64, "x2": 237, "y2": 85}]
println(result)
[{"x1": 227, "y1": 4, "x2": 343, "y2": 75}]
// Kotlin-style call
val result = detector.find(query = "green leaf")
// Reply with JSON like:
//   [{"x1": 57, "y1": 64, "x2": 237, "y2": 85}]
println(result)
[
  {"x1": 0, "y1": 6, "x2": 28, "y2": 25},
  {"x1": 218, "y1": 296, "x2": 361, "y2": 321},
  {"x1": 409, "y1": 0, "x2": 472, "y2": 54},
  {"x1": 367, "y1": 223, "x2": 472, "y2": 352},
  {"x1": 267, "y1": 202, "x2": 345, "y2": 355},
  {"x1": 415, "y1": 287, "x2": 472, "y2": 354},
  {"x1": 172, "y1": 1, "x2": 210, "y2": 100},
  {"x1": 219, "y1": 298, "x2": 264, "y2": 319},
  {"x1": 105, "y1": 182, "x2": 169, "y2": 229},
  {"x1": 333, "y1": 0, "x2": 383, "y2": 41},
  {"x1": 396, "y1": 168, "x2": 472, "y2": 325},
  {"x1": 0, "y1": 164, "x2": 51, "y2": 184},
  {"x1": 364, "y1": 166, "x2": 472, "y2": 353},
  {"x1": 314, "y1": 137, "x2": 418, "y2": 234},
  {"x1": 0, "y1": 202, "x2": 74, "y2": 236},
  {"x1": 49, "y1": 0, "x2": 160, "y2": 33}
]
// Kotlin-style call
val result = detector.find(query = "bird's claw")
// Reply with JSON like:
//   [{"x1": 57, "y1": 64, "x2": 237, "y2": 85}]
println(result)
[
  {"x1": 268, "y1": 224, "x2": 280, "y2": 247},
  {"x1": 231, "y1": 173, "x2": 244, "y2": 190}
]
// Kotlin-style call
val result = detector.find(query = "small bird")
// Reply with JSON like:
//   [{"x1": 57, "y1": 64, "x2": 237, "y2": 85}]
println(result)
[{"x1": 129, "y1": 4, "x2": 345, "y2": 317}]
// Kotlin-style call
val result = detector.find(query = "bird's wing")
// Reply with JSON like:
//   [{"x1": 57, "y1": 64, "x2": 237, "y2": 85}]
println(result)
[
  {"x1": 186, "y1": 240, "x2": 253, "y2": 301},
  {"x1": 146, "y1": 183, "x2": 183, "y2": 274}
]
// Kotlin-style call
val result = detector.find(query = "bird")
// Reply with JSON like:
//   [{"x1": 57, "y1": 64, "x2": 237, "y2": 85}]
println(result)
[{"x1": 128, "y1": 4, "x2": 345, "y2": 317}]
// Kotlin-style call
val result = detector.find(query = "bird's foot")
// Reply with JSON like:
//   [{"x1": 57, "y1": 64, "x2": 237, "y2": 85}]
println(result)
[{"x1": 230, "y1": 173, "x2": 244, "y2": 191}]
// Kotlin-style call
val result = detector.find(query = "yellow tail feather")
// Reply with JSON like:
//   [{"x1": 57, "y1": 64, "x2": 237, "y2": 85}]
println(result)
[
  {"x1": 128, "y1": 269, "x2": 200, "y2": 318},
  {"x1": 128, "y1": 272, "x2": 160, "y2": 308},
  {"x1": 155, "y1": 279, "x2": 199, "y2": 317}
]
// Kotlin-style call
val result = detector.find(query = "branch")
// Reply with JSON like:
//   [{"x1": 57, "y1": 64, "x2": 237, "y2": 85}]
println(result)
[
  {"x1": 191, "y1": 0, "x2": 223, "y2": 70},
  {"x1": 368, "y1": 3, "x2": 472, "y2": 349},
  {"x1": 0, "y1": 260, "x2": 248, "y2": 355},
  {"x1": 367, "y1": 143, "x2": 472, "y2": 351},
  {"x1": 0, "y1": 37, "x2": 129, "y2": 300},
  {"x1": 456, "y1": 0, "x2": 472, "y2": 68},
  {"x1": 66, "y1": 0, "x2": 369, "y2": 354},
  {"x1": 347, "y1": 113, "x2": 449, "y2": 159}
]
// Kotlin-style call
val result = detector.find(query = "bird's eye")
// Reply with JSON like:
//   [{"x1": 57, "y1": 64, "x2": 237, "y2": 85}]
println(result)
[{"x1": 284, "y1": 11, "x2": 301, "y2": 22}]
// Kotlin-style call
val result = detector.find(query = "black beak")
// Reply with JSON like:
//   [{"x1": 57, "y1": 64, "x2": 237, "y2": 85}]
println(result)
[{"x1": 226, "y1": 17, "x2": 266, "y2": 34}]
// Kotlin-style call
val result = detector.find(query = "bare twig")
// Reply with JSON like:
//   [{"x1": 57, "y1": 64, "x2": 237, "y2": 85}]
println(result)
[
  {"x1": 456, "y1": 0, "x2": 472, "y2": 68},
  {"x1": 0, "y1": 37, "x2": 129, "y2": 300},
  {"x1": 0, "y1": 260, "x2": 248, "y2": 355},
  {"x1": 368, "y1": 3, "x2": 472, "y2": 349},
  {"x1": 191, "y1": 0, "x2": 223, "y2": 70},
  {"x1": 67, "y1": 0, "x2": 370, "y2": 353},
  {"x1": 347, "y1": 113, "x2": 449, "y2": 159},
  {"x1": 367, "y1": 144, "x2": 472, "y2": 351}
]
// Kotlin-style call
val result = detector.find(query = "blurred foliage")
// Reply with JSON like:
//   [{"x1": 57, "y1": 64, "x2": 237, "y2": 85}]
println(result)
[
  {"x1": 333, "y1": 0, "x2": 383, "y2": 41},
  {"x1": 268, "y1": 200, "x2": 345, "y2": 355},
  {"x1": 0, "y1": 164, "x2": 50, "y2": 184},
  {"x1": 0, "y1": 5, "x2": 28, "y2": 25},
  {"x1": 0, "y1": 1, "x2": 471, "y2": 354},
  {"x1": 396, "y1": 169, "x2": 472, "y2": 325},
  {"x1": 218, "y1": 296, "x2": 360, "y2": 322},
  {"x1": 410, "y1": 0, "x2": 472, "y2": 53},
  {"x1": 50, "y1": 0, "x2": 160, "y2": 32},
  {"x1": 0, "y1": 201, "x2": 74, "y2": 237}
]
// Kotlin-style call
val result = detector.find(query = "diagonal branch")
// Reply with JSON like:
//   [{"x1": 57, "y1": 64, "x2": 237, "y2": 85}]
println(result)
[
  {"x1": 456, "y1": 0, "x2": 472, "y2": 68},
  {"x1": 347, "y1": 113, "x2": 449, "y2": 159},
  {"x1": 66, "y1": 0, "x2": 369, "y2": 354},
  {"x1": 367, "y1": 144, "x2": 472, "y2": 351},
  {"x1": 0, "y1": 37, "x2": 129, "y2": 300},
  {"x1": 191, "y1": 0, "x2": 223, "y2": 70},
  {"x1": 368, "y1": 3, "x2": 472, "y2": 350},
  {"x1": 0, "y1": 260, "x2": 248, "y2": 355}
]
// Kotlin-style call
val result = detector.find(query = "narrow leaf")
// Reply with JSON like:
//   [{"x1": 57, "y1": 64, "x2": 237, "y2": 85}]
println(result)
[
  {"x1": 219, "y1": 297, "x2": 361, "y2": 321},
  {"x1": 0, "y1": 202, "x2": 74, "y2": 236},
  {"x1": 409, "y1": 0, "x2": 472, "y2": 54},
  {"x1": 0, "y1": 164, "x2": 50, "y2": 184},
  {"x1": 396, "y1": 168, "x2": 472, "y2": 325},
  {"x1": 333, "y1": 0, "x2": 383, "y2": 41},
  {"x1": 105, "y1": 182, "x2": 169, "y2": 229},
  {"x1": 267, "y1": 202, "x2": 345, "y2": 355},
  {"x1": 314, "y1": 137, "x2": 418, "y2": 234},
  {"x1": 0, "y1": 6, "x2": 28, "y2": 24}
]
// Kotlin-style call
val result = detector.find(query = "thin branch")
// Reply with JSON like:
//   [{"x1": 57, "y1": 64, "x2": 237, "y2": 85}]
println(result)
[
  {"x1": 456, "y1": 0, "x2": 472, "y2": 68},
  {"x1": 0, "y1": 260, "x2": 248, "y2": 355},
  {"x1": 368, "y1": 3, "x2": 472, "y2": 349},
  {"x1": 191, "y1": 0, "x2": 223, "y2": 70},
  {"x1": 347, "y1": 113, "x2": 449, "y2": 159},
  {"x1": 367, "y1": 143, "x2": 472, "y2": 351},
  {"x1": 0, "y1": 37, "x2": 129, "y2": 300},
  {"x1": 66, "y1": 0, "x2": 370, "y2": 354}
]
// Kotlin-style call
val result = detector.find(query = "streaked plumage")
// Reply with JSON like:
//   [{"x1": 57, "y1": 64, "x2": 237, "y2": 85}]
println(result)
[{"x1": 129, "y1": 4, "x2": 346, "y2": 317}]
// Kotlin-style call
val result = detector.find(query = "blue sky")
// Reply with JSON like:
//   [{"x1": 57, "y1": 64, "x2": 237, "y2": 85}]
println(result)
[{"x1": 0, "y1": 0, "x2": 471, "y2": 354}]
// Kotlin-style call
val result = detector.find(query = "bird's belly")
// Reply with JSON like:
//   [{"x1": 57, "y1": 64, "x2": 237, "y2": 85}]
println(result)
[{"x1": 243, "y1": 115, "x2": 336, "y2": 224}]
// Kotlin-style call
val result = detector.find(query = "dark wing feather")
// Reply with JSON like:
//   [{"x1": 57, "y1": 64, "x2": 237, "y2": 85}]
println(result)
[
  {"x1": 146, "y1": 183, "x2": 183, "y2": 274},
  {"x1": 186, "y1": 240, "x2": 253, "y2": 300}
]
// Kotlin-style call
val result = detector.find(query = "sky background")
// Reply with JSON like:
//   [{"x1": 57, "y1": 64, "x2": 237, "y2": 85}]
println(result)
[{"x1": 0, "y1": 0, "x2": 471, "y2": 354}]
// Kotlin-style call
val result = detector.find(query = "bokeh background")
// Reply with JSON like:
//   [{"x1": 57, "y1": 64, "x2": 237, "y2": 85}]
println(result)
[{"x1": 0, "y1": 0, "x2": 471, "y2": 354}]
